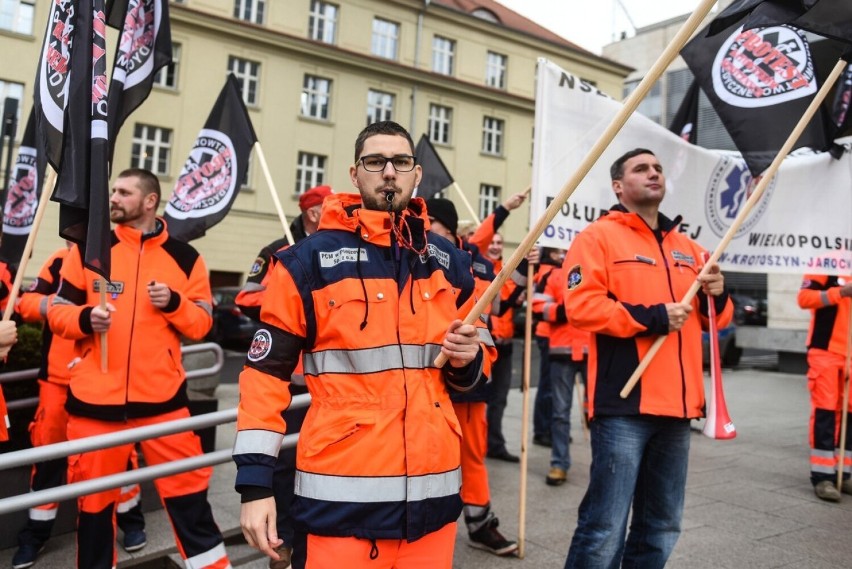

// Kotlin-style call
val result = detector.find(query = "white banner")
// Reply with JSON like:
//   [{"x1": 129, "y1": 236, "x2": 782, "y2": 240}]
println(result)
[{"x1": 531, "y1": 58, "x2": 852, "y2": 276}]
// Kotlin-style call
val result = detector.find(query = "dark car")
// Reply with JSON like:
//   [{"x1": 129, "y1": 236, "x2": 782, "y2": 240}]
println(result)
[
  {"x1": 731, "y1": 293, "x2": 768, "y2": 326},
  {"x1": 702, "y1": 322, "x2": 742, "y2": 368},
  {"x1": 206, "y1": 286, "x2": 258, "y2": 347}
]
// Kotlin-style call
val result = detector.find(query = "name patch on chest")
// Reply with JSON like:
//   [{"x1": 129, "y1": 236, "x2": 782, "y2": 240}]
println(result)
[
  {"x1": 93, "y1": 281, "x2": 124, "y2": 294},
  {"x1": 671, "y1": 251, "x2": 696, "y2": 266},
  {"x1": 319, "y1": 248, "x2": 367, "y2": 268},
  {"x1": 423, "y1": 244, "x2": 450, "y2": 270}
]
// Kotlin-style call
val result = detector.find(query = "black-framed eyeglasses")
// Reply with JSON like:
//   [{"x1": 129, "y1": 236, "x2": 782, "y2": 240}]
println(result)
[{"x1": 357, "y1": 154, "x2": 417, "y2": 172}]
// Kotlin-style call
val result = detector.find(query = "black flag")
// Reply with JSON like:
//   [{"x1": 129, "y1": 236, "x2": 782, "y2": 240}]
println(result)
[
  {"x1": 681, "y1": 20, "x2": 830, "y2": 176},
  {"x1": 163, "y1": 75, "x2": 258, "y2": 242},
  {"x1": 36, "y1": 0, "x2": 112, "y2": 278},
  {"x1": 106, "y1": 0, "x2": 172, "y2": 161},
  {"x1": 414, "y1": 135, "x2": 454, "y2": 200},
  {"x1": 669, "y1": 79, "x2": 700, "y2": 144},
  {"x1": 0, "y1": 111, "x2": 44, "y2": 268},
  {"x1": 710, "y1": 0, "x2": 852, "y2": 45},
  {"x1": 830, "y1": 62, "x2": 852, "y2": 137}
]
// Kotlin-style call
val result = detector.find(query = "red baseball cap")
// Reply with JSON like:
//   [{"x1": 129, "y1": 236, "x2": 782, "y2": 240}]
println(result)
[{"x1": 298, "y1": 185, "x2": 333, "y2": 212}]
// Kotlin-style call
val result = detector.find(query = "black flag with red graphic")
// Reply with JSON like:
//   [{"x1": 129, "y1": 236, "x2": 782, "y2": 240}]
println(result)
[
  {"x1": 0, "y1": 111, "x2": 44, "y2": 268},
  {"x1": 106, "y1": 0, "x2": 172, "y2": 161},
  {"x1": 681, "y1": 19, "x2": 831, "y2": 177},
  {"x1": 50, "y1": 0, "x2": 112, "y2": 278},
  {"x1": 414, "y1": 134, "x2": 454, "y2": 200},
  {"x1": 669, "y1": 79, "x2": 700, "y2": 144},
  {"x1": 830, "y1": 62, "x2": 852, "y2": 137},
  {"x1": 164, "y1": 75, "x2": 257, "y2": 242}
]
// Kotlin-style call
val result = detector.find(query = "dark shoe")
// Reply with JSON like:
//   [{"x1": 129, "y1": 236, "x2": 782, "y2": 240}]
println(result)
[
  {"x1": 122, "y1": 529, "x2": 147, "y2": 553},
  {"x1": 468, "y1": 517, "x2": 518, "y2": 556},
  {"x1": 12, "y1": 543, "x2": 45, "y2": 569},
  {"x1": 269, "y1": 544, "x2": 293, "y2": 569},
  {"x1": 546, "y1": 466, "x2": 567, "y2": 486},
  {"x1": 842, "y1": 480, "x2": 852, "y2": 496},
  {"x1": 814, "y1": 480, "x2": 841, "y2": 502},
  {"x1": 487, "y1": 450, "x2": 520, "y2": 463},
  {"x1": 532, "y1": 435, "x2": 552, "y2": 447}
]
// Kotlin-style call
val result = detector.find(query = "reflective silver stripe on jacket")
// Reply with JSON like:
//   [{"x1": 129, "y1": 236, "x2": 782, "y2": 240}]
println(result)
[
  {"x1": 810, "y1": 448, "x2": 836, "y2": 474},
  {"x1": 478, "y1": 327, "x2": 495, "y2": 347},
  {"x1": 195, "y1": 300, "x2": 213, "y2": 316},
  {"x1": 241, "y1": 281, "x2": 265, "y2": 293},
  {"x1": 295, "y1": 467, "x2": 461, "y2": 503},
  {"x1": 233, "y1": 429, "x2": 284, "y2": 458},
  {"x1": 303, "y1": 344, "x2": 444, "y2": 375}
]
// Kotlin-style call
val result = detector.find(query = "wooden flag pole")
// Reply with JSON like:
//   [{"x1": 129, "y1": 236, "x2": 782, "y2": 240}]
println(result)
[
  {"x1": 254, "y1": 142, "x2": 296, "y2": 245},
  {"x1": 99, "y1": 281, "x2": 108, "y2": 373},
  {"x1": 450, "y1": 182, "x2": 480, "y2": 226},
  {"x1": 2, "y1": 168, "x2": 56, "y2": 321},
  {"x1": 434, "y1": 0, "x2": 718, "y2": 367},
  {"x1": 836, "y1": 308, "x2": 852, "y2": 492},
  {"x1": 620, "y1": 57, "x2": 849, "y2": 399},
  {"x1": 517, "y1": 261, "x2": 535, "y2": 559}
]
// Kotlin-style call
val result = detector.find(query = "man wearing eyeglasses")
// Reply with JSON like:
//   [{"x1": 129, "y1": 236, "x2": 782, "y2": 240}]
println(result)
[{"x1": 235, "y1": 121, "x2": 495, "y2": 568}]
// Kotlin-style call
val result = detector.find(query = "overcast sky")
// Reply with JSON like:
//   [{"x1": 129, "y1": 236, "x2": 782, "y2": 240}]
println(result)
[{"x1": 495, "y1": 0, "x2": 709, "y2": 54}]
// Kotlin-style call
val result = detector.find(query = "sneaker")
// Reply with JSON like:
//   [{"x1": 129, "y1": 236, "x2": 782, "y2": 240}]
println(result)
[
  {"x1": 842, "y1": 480, "x2": 852, "y2": 496},
  {"x1": 814, "y1": 480, "x2": 841, "y2": 502},
  {"x1": 122, "y1": 529, "x2": 148, "y2": 553},
  {"x1": 269, "y1": 544, "x2": 293, "y2": 569},
  {"x1": 12, "y1": 543, "x2": 45, "y2": 569},
  {"x1": 468, "y1": 517, "x2": 518, "y2": 557},
  {"x1": 546, "y1": 466, "x2": 567, "y2": 486}
]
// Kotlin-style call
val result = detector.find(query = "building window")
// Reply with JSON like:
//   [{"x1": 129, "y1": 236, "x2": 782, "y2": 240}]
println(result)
[
  {"x1": 296, "y1": 152, "x2": 326, "y2": 195},
  {"x1": 371, "y1": 18, "x2": 399, "y2": 60},
  {"x1": 432, "y1": 36, "x2": 455, "y2": 75},
  {"x1": 308, "y1": 1, "x2": 337, "y2": 44},
  {"x1": 131, "y1": 124, "x2": 172, "y2": 175},
  {"x1": 481, "y1": 116, "x2": 504, "y2": 156},
  {"x1": 623, "y1": 78, "x2": 662, "y2": 125},
  {"x1": 366, "y1": 90, "x2": 394, "y2": 125},
  {"x1": 428, "y1": 104, "x2": 452, "y2": 145},
  {"x1": 479, "y1": 184, "x2": 500, "y2": 219},
  {"x1": 153, "y1": 43, "x2": 181, "y2": 89},
  {"x1": 301, "y1": 75, "x2": 332, "y2": 120},
  {"x1": 486, "y1": 51, "x2": 507, "y2": 89},
  {"x1": 0, "y1": 0, "x2": 34, "y2": 34},
  {"x1": 234, "y1": 0, "x2": 265, "y2": 24},
  {"x1": 228, "y1": 56, "x2": 260, "y2": 106},
  {"x1": 0, "y1": 79, "x2": 24, "y2": 129}
]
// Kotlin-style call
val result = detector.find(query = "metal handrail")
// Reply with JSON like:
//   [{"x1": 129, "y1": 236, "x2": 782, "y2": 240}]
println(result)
[{"x1": 0, "y1": 394, "x2": 311, "y2": 515}]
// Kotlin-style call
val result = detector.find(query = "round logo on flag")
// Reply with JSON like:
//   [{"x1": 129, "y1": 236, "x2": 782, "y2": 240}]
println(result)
[
  {"x1": 712, "y1": 25, "x2": 816, "y2": 109},
  {"x1": 247, "y1": 329, "x2": 273, "y2": 362},
  {"x1": 113, "y1": 0, "x2": 161, "y2": 88},
  {"x1": 165, "y1": 129, "x2": 237, "y2": 220},
  {"x1": 38, "y1": 1, "x2": 76, "y2": 134},
  {"x1": 704, "y1": 156, "x2": 776, "y2": 239},
  {"x1": 3, "y1": 147, "x2": 38, "y2": 236}
]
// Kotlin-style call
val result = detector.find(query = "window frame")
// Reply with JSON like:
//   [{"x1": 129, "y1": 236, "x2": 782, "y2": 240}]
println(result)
[
  {"x1": 131, "y1": 123, "x2": 173, "y2": 176},
  {"x1": 428, "y1": 103, "x2": 452, "y2": 146},
  {"x1": 481, "y1": 116, "x2": 504, "y2": 156},
  {"x1": 371, "y1": 18, "x2": 399, "y2": 60},
  {"x1": 485, "y1": 51, "x2": 507, "y2": 89},
  {"x1": 228, "y1": 56, "x2": 261, "y2": 107},
  {"x1": 234, "y1": 0, "x2": 265, "y2": 25},
  {"x1": 432, "y1": 35, "x2": 456, "y2": 76},
  {"x1": 295, "y1": 151, "x2": 327, "y2": 195},
  {"x1": 366, "y1": 89, "x2": 394, "y2": 125},
  {"x1": 301, "y1": 75, "x2": 333, "y2": 120},
  {"x1": 308, "y1": 0, "x2": 338, "y2": 44}
]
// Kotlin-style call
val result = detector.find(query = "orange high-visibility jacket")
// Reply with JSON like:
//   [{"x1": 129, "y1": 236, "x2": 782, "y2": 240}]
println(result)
[
  {"x1": 48, "y1": 220, "x2": 213, "y2": 420},
  {"x1": 538, "y1": 265, "x2": 590, "y2": 360},
  {"x1": 469, "y1": 206, "x2": 517, "y2": 343},
  {"x1": 563, "y1": 206, "x2": 733, "y2": 419},
  {"x1": 797, "y1": 274, "x2": 851, "y2": 356},
  {"x1": 234, "y1": 194, "x2": 493, "y2": 542},
  {"x1": 17, "y1": 247, "x2": 75, "y2": 385}
]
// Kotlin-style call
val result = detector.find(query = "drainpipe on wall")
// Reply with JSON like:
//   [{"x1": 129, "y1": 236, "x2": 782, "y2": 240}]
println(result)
[{"x1": 410, "y1": 0, "x2": 430, "y2": 132}]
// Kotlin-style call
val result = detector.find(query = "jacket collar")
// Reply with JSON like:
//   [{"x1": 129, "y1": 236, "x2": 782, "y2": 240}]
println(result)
[
  {"x1": 114, "y1": 217, "x2": 169, "y2": 248},
  {"x1": 318, "y1": 193, "x2": 430, "y2": 247},
  {"x1": 605, "y1": 203, "x2": 682, "y2": 233}
]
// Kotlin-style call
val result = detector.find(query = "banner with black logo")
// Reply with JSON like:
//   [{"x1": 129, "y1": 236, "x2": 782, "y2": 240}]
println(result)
[
  {"x1": 36, "y1": 0, "x2": 112, "y2": 279},
  {"x1": 682, "y1": 21, "x2": 830, "y2": 177},
  {"x1": 668, "y1": 79, "x2": 700, "y2": 144},
  {"x1": 0, "y1": 111, "x2": 43, "y2": 268},
  {"x1": 164, "y1": 74, "x2": 258, "y2": 242},
  {"x1": 413, "y1": 134, "x2": 454, "y2": 200},
  {"x1": 106, "y1": 0, "x2": 172, "y2": 161}
]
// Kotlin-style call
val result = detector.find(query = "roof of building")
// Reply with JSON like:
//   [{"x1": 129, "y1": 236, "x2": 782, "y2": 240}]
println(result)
[{"x1": 432, "y1": 0, "x2": 593, "y2": 55}]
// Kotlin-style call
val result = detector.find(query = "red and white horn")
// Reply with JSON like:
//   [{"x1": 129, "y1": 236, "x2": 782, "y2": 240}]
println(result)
[{"x1": 702, "y1": 253, "x2": 736, "y2": 440}]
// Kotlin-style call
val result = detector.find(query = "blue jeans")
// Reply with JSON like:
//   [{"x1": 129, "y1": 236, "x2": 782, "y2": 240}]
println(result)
[
  {"x1": 533, "y1": 336, "x2": 552, "y2": 438},
  {"x1": 549, "y1": 358, "x2": 586, "y2": 470},
  {"x1": 565, "y1": 416, "x2": 691, "y2": 569}
]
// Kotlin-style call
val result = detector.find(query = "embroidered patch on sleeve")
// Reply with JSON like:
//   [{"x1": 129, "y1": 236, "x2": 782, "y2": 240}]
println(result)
[
  {"x1": 248, "y1": 257, "x2": 266, "y2": 277},
  {"x1": 567, "y1": 265, "x2": 582, "y2": 290}
]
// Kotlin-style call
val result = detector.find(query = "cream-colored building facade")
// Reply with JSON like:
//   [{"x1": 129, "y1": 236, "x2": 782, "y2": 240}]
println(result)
[{"x1": 1, "y1": 0, "x2": 629, "y2": 284}]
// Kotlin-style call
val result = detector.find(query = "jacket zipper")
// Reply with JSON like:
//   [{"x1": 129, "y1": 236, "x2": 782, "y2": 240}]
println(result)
[
  {"x1": 656, "y1": 231, "x2": 688, "y2": 418},
  {"x1": 123, "y1": 238, "x2": 144, "y2": 421}
]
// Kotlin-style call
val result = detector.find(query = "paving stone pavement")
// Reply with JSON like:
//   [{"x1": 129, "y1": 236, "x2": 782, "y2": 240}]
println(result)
[{"x1": 1, "y1": 366, "x2": 851, "y2": 568}]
